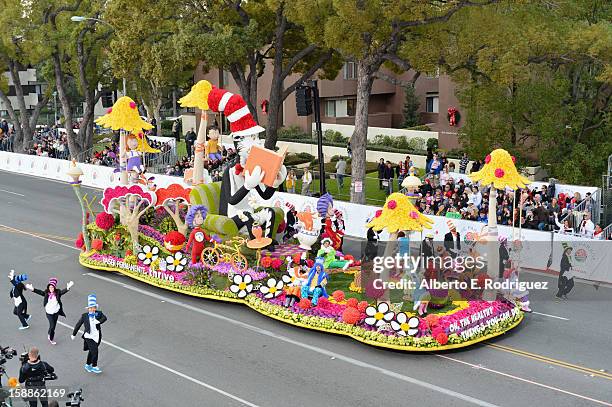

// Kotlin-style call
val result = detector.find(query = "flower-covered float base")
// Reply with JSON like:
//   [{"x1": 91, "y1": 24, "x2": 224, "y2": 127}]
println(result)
[{"x1": 78, "y1": 247, "x2": 524, "y2": 352}]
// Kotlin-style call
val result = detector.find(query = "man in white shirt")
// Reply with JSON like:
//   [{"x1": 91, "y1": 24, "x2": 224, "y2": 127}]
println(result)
[
  {"x1": 301, "y1": 167, "x2": 313, "y2": 196},
  {"x1": 579, "y1": 213, "x2": 595, "y2": 237}
]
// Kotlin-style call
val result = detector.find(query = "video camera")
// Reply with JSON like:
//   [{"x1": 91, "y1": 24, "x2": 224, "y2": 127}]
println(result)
[
  {"x1": 0, "y1": 346, "x2": 17, "y2": 375},
  {"x1": 19, "y1": 352, "x2": 58, "y2": 382},
  {"x1": 66, "y1": 389, "x2": 84, "y2": 406}
]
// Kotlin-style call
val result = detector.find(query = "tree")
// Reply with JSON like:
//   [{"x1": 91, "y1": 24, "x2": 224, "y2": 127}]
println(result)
[
  {"x1": 416, "y1": 1, "x2": 611, "y2": 186},
  {"x1": 33, "y1": 0, "x2": 113, "y2": 159},
  {"x1": 155, "y1": 184, "x2": 192, "y2": 237},
  {"x1": 402, "y1": 85, "x2": 420, "y2": 128},
  {"x1": 0, "y1": 0, "x2": 50, "y2": 151},
  {"x1": 301, "y1": 0, "x2": 499, "y2": 203}
]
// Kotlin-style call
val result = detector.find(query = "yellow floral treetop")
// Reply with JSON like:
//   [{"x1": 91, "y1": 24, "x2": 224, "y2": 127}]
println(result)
[
  {"x1": 469, "y1": 148, "x2": 531, "y2": 190},
  {"x1": 178, "y1": 80, "x2": 213, "y2": 110},
  {"x1": 366, "y1": 192, "x2": 434, "y2": 233},
  {"x1": 95, "y1": 97, "x2": 152, "y2": 133},
  {"x1": 133, "y1": 133, "x2": 160, "y2": 153}
]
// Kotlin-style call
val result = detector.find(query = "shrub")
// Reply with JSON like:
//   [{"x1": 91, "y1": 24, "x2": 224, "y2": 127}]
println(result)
[
  {"x1": 393, "y1": 136, "x2": 410, "y2": 150},
  {"x1": 405, "y1": 124, "x2": 431, "y2": 131},
  {"x1": 341, "y1": 307, "x2": 361, "y2": 324},
  {"x1": 278, "y1": 125, "x2": 310, "y2": 140},
  {"x1": 332, "y1": 290, "x2": 345, "y2": 302},
  {"x1": 95, "y1": 212, "x2": 115, "y2": 231},
  {"x1": 323, "y1": 129, "x2": 347, "y2": 143},
  {"x1": 426, "y1": 137, "x2": 439, "y2": 150},
  {"x1": 407, "y1": 137, "x2": 426, "y2": 151},
  {"x1": 160, "y1": 120, "x2": 173, "y2": 131}
]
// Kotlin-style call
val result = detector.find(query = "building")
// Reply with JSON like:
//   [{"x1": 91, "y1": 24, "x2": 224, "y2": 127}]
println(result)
[
  {"x1": 194, "y1": 62, "x2": 464, "y2": 150},
  {"x1": 0, "y1": 68, "x2": 46, "y2": 117}
]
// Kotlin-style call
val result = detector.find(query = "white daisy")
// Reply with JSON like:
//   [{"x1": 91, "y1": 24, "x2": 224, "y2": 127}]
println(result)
[
  {"x1": 364, "y1": 302, "x2": 395, "y2": 327},
  {"x1": 259, "y1": 278, "x2": 284, "y2": 299},
  {"x1": 229, "y1": 274, "x2": 253, "y2": 298},
  {"x1": 138, "y1": 245, "x2": 159, "y2": 265},
  {"x1": 390, "y1": 312, "x2": 420, "y2": 337},
  {"x1": 165, "y1": 252, "x2": 187, "y2": 272}
]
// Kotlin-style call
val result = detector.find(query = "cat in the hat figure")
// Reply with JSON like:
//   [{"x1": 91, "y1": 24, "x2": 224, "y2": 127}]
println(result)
[{"x1": 182, "y1": 82, "x2": 287, "y2": 240}]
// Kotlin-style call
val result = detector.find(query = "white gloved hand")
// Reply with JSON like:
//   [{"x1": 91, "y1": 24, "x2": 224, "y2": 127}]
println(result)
[
  {"x1": 272, "y1": 165, "x2": 287, "y2": 188},
  {"x1": 244, "y1": 166, "x2": 265, "y2": 190},
  {"x1": 71, "y1": 335, "x2": 75, "y2": 340},
  {"x1": 67, "y1": 281, "x2": 74, "y2": 290},
  {"x1": 8, "y1": 269, "x2": 14, "y2": 280},
  {"x1": 236, "y1": 211, "x2": 249, "y2": 222},
  {"x1": 25, "y1": 284, "x2": 34, "y2": 291}
]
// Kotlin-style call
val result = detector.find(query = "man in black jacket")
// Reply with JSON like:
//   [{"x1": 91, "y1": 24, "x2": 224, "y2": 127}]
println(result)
[
  {"x1": 19, "y1": 347, "x2": 54, "y2": 407},
  {"x1": 71, "y1": 294, "x2": 107, "y2": 374},
  {"x1": 8, "y1": 270, "x2": 31, "y2": 329},
  {"x1": 444, "y1": 221, "x2": 461, "y2": 257}
]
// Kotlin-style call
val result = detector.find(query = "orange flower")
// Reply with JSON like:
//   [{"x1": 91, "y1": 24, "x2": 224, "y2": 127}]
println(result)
[{"x1": 261, "y1": 256, "x2": 273, "y2": 268}]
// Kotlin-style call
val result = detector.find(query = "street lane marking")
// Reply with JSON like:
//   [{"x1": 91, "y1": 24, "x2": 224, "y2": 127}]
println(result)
[
  {"x1": 531, "y1": 311, "x2": 569, "y2": 321},
  {"x1": 57, "y1": 321, "x2": 260, "y2": 407},
  {"x1": 0, "y1": 224, "x2": 77, "y2": 250},
  {"x1": 0, "y1": 226, "x2": 73, "y2": 242},
  {"x1": 436, "y1": 354, "x2": 612, "y2": 406},
  {"x1": 0, "y1": 188, "x2": 25, "y2": 196},
  {"x1": 85, "y1": 273, "x2": 499, "y2": 407},
  {"x1": 4, "y1": 222, "x2": 608, "y2": 405},
  {"x1": 484, "y1": 343, "x2": 612, "y2": 380}
]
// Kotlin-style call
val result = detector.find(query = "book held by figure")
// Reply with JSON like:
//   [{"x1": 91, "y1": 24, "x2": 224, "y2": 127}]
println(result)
[{"x1": 245, "y1": 145, "x2": 288, "y2": 187}]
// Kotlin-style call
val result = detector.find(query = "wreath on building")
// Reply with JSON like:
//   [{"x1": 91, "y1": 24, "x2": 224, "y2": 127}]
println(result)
[{"x1": 447, "y1": 107, "x2": 460, "y2": 127}]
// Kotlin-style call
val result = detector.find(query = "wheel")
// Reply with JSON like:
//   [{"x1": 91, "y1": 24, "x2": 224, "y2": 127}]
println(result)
[
  {"x1": 231, "y1": 253, "x2": 248, "y2": 273},
  {"x1": 201, "y1": 248, "x2": 219, "y2": 268}
]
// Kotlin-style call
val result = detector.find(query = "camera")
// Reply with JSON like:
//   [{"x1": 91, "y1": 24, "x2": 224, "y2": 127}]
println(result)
[
  {"x1": 66, "y1": 389, "x2": 84, "y2": 406},
  {"x1": 19, "y1": 352, "x2": 29, "y2": 365},
  {"x1": 0, "y1": 346, "x2": 17, "y2": 375}
]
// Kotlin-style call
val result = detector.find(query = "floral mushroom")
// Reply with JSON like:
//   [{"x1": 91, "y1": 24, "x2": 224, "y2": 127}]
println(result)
[
  {"x1": 390, "y1": 312, "x2": 420, "y2": 337},
  {"x1": 364, "y1": 302, "x2": 395, "y2": 328},
  {"x1": 230, "y1": 274, "x2": 254, "y2": 298},
  {"x1": 138, "y1": 245, "x2": 159, "y2": 265},
  {"x1": 259, "y1": 278, "x2": 284, "y2": 299},
  {"x1": 165, "y1": 252, "x2": 187, "y2": 272}
]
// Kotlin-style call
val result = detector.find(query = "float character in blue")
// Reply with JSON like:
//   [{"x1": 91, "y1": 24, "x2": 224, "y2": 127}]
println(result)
[{"x1": 300, "y1": 260, "x2": 329, "y2": 306}]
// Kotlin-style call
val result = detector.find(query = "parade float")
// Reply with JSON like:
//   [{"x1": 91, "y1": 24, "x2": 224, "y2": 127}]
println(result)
[{"x1": 74, "y1": 81, "x2": 524, "y2": 351}]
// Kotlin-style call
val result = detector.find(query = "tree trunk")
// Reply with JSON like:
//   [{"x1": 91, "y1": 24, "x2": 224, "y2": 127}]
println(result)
[
  {"x1": 350, "y1": 62, "x2": 375, "y2": 204},
  {"x1": 52, "y1": 53, "x2": 81, "y2": 159},
  {"x1": 172, "y1": 88, "x2": 178, "y2": 117},
  {"x1": 0, "y1": 88, "x2": 24, "y2": 151},
  {"x1": 164, "y1": 202, "x2": 188, "y2": 236},
  {"x1": 7, "y1": 61, "x2": 34, "y2": 148}
]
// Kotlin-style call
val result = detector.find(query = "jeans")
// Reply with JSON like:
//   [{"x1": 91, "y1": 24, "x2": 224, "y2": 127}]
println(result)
[
  {"x1": 301, "y1": 182, "x2": 311, "y2": 196},
  {"x1": 336, "y1": 174, "x2": 344, "y2": 190}
]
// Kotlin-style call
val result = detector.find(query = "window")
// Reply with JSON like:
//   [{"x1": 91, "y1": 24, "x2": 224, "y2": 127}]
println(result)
[
  {"x1": 325, "y1": 100, "x2": 336, "y2": 117},
  {"x1": 425, "y1": 94, "x2": 439, "y2": 113},
  {"x1": 343, "y1": 62, "x2": 357, "y2": 80},
  {"x1": 347, "y1": 99, "x2": 356, "y2": 116},
  {"x1": 101, "y1": 91, "x2": 114, "y2": 108}
]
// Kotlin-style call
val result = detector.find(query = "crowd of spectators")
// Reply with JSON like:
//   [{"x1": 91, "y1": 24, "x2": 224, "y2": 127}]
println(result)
[{"x1": 165, "y1": 145, "x2": 236, "y2": 182}]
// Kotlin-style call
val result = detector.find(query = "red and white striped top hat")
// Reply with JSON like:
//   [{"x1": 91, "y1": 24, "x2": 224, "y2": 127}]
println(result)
[{"x1": 207, "y1": 87, "x2": 265, "y2": 137}]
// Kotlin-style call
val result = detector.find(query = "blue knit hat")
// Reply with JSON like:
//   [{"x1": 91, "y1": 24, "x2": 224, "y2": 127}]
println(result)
[
  {"x1": 87, "y1": 294, "x2": 98, "y2": 308},
  {"x1": 15, "y1": 274, "x2": 28, "y2": 283},
  {"x1": 317, "y1": 193, "x2": 333, "y2": 217}
]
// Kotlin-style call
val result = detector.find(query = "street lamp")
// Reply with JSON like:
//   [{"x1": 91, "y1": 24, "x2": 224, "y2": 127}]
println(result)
[{"x1": 67, "y1": 160, "x2": 91, "y2": 251}]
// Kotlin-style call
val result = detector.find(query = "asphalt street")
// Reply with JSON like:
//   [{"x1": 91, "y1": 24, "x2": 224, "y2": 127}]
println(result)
[{"x1": 0, "y1": 170, "x2": 611, "y2": 407}]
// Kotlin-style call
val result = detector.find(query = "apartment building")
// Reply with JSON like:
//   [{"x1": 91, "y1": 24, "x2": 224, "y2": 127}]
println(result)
[
  {"x1": 0, "y1": 68, "x2": 46, "y2": 117},
  {"x1": 195, "y1": 61, "x2": 465, "y2": 150}
]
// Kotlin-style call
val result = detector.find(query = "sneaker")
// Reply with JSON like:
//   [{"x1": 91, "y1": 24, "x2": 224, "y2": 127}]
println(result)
[
  {"x1": 49, "y1": 338, "x2": 57, "y2": 345},
  {"x1": 521, "y1": 306, "x2": 532, "y2": 313},
  {"x1": 19, "y1": 325, "x2": 30, "y2": 330},
  {"x1": 90, "y1": 366, "x2": 102, "y2": 374},
  {"x1": 84, "y1": 364, "x2": 93, "y2": 373}
]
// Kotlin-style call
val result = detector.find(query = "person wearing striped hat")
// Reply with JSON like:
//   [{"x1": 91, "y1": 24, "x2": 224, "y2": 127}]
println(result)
[
  {"x1": 284, "y1": 202, "x2": 298, "y2": 242},
  {"x1": 27, "y1": 278, "x2": 74, "y2": 345},
  {"x1": 8, "y1": 270, "x2": 31, "y2": 329},
  {"x1": 71, "y1": 294, "x2": 107, "y2": 374}
]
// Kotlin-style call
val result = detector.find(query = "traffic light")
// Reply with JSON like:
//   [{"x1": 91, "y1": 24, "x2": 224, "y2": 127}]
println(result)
[{"x1": 295, "y1": 85, "x2": 313, "y2": 116}]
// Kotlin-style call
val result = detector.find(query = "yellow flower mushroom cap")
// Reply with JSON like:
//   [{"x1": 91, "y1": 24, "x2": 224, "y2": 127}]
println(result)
[
  {"x1": 179, "y1": 80, "x2": 213, "y2": 110},
  {"x1": 469, "y1": 149, "x2": 531, "y2": 190},
  {"x1": 366, "y1": 192, "x2": 434, "y2": 233},
  {"x1": 95, "y1": 97, "x2": 152, "y2": 132}
]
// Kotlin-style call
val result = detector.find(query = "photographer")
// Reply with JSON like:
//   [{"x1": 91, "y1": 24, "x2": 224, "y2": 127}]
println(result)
[{"x1": 18, "y1": 347, "x2": 54, "y2": 407}]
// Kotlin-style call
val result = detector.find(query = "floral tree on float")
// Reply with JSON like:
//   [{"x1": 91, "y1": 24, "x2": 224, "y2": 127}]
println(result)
[
  {"x1": 366, "y1": 192, "x2": 433, "y2": 301},
  {"x1": 95, "y1": 96, "x2": 153, "y2": 186},
  {"x1": 155, "y1": 184, "x2": 192, "y2": 236},
  {"x1": 469, "y1": 149, "x2": 530, "y2": 299},
  {"x1": 178, "y1": 80, "x2": 212, "y2": 186},
  {"x1": 101, "y1": 185, "x2": 156, "y2": 253}
]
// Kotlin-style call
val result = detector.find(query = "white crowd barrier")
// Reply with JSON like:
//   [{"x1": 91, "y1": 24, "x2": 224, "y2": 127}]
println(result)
[{"x1": 1, "y1": 151, "x2": 610, "y2": 283}]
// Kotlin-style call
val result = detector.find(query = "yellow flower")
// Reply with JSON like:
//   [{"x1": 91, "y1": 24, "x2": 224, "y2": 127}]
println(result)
[
  {"x1": 95, "y1": 97, "x2": 152, "y2": 132},
  {"x1": 366, "y1": 193, "x2": 434, "y2": 233},
  {"x1": 179, "y1": 80, "x2": 213, "y2": 110},
  {"x1": 469, "y1": 149, "x2": 531, "y2": 190}
]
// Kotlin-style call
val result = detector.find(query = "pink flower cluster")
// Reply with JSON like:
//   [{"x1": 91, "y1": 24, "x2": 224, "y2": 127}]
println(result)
[{"x1": 210, "y1": 261, "x2": 268, "y2": 281}]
